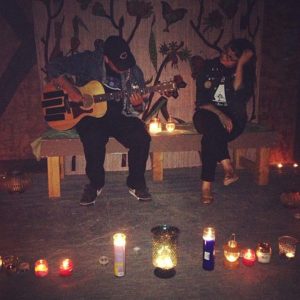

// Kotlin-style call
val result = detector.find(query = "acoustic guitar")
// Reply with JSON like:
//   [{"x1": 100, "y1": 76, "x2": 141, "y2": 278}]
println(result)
[{"x1": 42, "y1": 79, "x2": 178, "y2": 131}]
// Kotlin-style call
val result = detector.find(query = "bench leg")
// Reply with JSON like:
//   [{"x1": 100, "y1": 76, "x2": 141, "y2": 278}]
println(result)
[
  {"x1": 59, "y1": 156, "x2": 65, "y2": 180},
  {"x1": 255, "y1": 147, "x2": 270, "y2": 185},
  {"x1": 152, "y1": 152, "x2": 163, "y2": 181},
  {"x1": 233, "y1": 148, "x2": 247, "y2": 169},
  {"x1": 47, "y1": 156, "x2": 61, "y2": 198}
]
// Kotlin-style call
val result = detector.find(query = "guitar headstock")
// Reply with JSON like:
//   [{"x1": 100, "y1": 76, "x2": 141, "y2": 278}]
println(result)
[{"x1": 153, "y1": 75, "x2": 187, "y2": 95}]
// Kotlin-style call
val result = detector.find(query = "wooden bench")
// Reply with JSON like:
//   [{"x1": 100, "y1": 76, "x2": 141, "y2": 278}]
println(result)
[{"x1": 39, "y1": 123, "x2": 277, "y2": 198}]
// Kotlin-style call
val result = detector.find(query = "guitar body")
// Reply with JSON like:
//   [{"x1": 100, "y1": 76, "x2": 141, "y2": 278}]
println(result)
[
  {"x1": 42, "y1": 80, "x2": 107, "y2": 131},
  {"x1": 42, "y1": 76, "x2": 180, "y2": 131}
]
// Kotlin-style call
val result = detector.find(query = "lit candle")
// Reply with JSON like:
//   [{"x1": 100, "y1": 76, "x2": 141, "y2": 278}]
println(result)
[
  {"x1": 151, "y1": 225, "x2": 179, "y2": 278},
  {"x1": 113, "y1": 233, "x2": 126, "y2": 277},
  {"x1": 293, "y1": 163, "x2": 298, "y2": 168},
  {"x1": 242, "y1": 249, "x2": 256, "y2": 266},
  {"x1": 166, "y1": 118, "x2": 176, "y2": 133},
  {"x1": 34, "y1": 259, "x2": 49, "y2": 277},
  {"x1": 59, "y1": 258, "x2": 73, "y2": 276},
  {"x1": 149, "y1": 117, "x2": 162, "y2": 134},
  {"x1": 223, "y1": 234, "x2": 240, "y2": 269},
  {"x1": 277, "y1": 163, "x2": 283, "y2": 174},
  {"x1": 278, "y1": 235, "x2": 297, "y2": 259},
  {"x1": 256, "y1": 243, "x2": 272, "y2": 263},
  {"x1": 203, "y1": 227, "x2": 215, "y2": 271}
]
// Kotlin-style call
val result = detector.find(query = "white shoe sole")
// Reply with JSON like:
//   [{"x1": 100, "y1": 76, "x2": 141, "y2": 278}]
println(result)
[
  {"x1": 80, "y1": 189, "x2": 102, "y2": 206},
  {"x1": 129, "y1": 189, "x2": 152, "y2": 201}
]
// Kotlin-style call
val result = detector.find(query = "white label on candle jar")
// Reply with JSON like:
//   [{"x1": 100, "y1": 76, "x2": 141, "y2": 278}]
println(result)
[
  {"x1": 256, "y1": 252, "x2": 271, "y2": 263},
  {"x1": 204, "y1": 251, "x2": 210, "y2": 260}
]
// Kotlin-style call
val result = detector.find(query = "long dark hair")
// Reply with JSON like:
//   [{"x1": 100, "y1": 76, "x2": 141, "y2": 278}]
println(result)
[
  {"x1": 225, "y1": 38, "x2": 257, "y2": 88},
  {"x1": 225, "y1": 38, "x2": 257, "y2": 120}
]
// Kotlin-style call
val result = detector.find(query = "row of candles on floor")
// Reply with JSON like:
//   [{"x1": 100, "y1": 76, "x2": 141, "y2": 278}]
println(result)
[{"x1": 0, "y1": 226, "x2": 298, "y2": 278}]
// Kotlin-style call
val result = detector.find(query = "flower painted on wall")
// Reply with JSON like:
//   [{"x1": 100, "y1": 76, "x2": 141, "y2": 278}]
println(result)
[{"x1": 203, "y1": 9, "x2": 224, "y2": 32}]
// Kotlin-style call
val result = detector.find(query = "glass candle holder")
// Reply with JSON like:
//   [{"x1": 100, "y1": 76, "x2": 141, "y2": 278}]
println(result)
[
  {"x1": 203, "y1": 227, "x2": 215, "y2": 271},
  {"x1": 223, "y1": 234, "x2": 240, "y2": 269},
  {"x1": 3, "y1": 256, "x2": 19, "y2": 274},
  {"x1": 242, "y1": 248, "x2": 256, "y2": 266},
  {"x1": 113, "y1": 233, "x2": 126, "y2": 277},
  {"x1": 149, "y1": 117, "x2": 162, "y2": 134},
  {"x1": 278, "y1": 236, "x2": 298, "y2": 259},
  {"x1": 256, "y1": 242, "x2": 272, "y2": 263},
  {"x1": 151, "y1": 225, "x2": 180, "y2": 278},
  {"x1": 166, "y1": 118, "x2": 176, "y2": 133},
  {"x1": 34, "y1": 259, "x2": 49, "y2": 277},
  {"x1": 59, "y1": 258, "x2": 73, "y2": 276}
]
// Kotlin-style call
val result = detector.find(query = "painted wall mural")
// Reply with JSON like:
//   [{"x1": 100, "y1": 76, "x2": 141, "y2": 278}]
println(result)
[
  {"x1": 0, "y1": 0, "x2": 297, "y2": 166},
  {"x1": 33, "y1": 0, "x2": 262, "y2": 126}
]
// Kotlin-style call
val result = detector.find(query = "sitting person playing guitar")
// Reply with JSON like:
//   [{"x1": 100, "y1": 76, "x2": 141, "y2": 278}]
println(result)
[{"x1": 46, "y1": 35, "x2": 152, "y2": 205}]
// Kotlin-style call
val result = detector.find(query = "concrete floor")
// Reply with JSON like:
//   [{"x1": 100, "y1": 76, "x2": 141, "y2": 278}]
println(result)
[{"x1": 0, "y1": 166, "x2": 299, "y2": 299}]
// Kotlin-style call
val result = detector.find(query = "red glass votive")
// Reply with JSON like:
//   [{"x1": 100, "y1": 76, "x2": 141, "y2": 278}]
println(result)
[
  {"x1": 59, "y1": 259, "x2": 73, "y2": 276},
  {"x1": 35, "y1": 259, "x2": 49, "y2": 277},
  {"x1": 242, "y1": 249, "x2": 256, "y2": 266}
]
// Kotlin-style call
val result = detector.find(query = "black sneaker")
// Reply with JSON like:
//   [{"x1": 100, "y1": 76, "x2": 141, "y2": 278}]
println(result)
[
  {"x1": 129, "y1": 187, "x2": 152, "y2": 201},
  {"x1": 80, "y1": 184, "x2": 102, "y2": 206}
]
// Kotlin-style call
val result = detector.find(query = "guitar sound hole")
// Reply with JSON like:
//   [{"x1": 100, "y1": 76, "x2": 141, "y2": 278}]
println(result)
[{"x1": 82, "y1": 94, "x2": 94, "y2": 108}]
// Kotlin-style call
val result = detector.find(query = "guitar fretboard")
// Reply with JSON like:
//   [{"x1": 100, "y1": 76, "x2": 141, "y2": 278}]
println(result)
[{"x1": 93, "y1": 82, "x2": 174, "y2": 103}]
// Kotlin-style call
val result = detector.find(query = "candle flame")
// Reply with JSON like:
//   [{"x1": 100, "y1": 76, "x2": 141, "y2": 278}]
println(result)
[
  {"x1": 285, "y1": 252, "x2": 295, "y2": 258},
  {"x1": 113, "y1": 233, "x2": 126, "y2": 246},
  {"x1": 155, "y1": 245, "x2": 174, "y2": 269}
]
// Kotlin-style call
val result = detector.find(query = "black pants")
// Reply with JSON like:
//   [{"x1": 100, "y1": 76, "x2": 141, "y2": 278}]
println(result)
[
  {"x1": 193, "y1": 109, "x2": 246, "y2": 182},
  {"x1": 76, "y1": 110, "x2": 151, "y2": 190}
]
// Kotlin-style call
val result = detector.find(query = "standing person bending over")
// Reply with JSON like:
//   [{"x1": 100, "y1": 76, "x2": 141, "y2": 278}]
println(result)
[
  {"x1": 193, "y1": 38, "x2": 256, "y2": 204},
  {"x1": 46, "y1": 36, "x2": 152, "y2": 205}
]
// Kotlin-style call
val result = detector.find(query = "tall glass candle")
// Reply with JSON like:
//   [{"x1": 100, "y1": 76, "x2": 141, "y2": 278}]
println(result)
[
  {"x1": 203, "y1": 227, "x2": 215, "y2": 271},
  {"x1": 113, "y1": 233, "x2": 126, "y2": 277}
]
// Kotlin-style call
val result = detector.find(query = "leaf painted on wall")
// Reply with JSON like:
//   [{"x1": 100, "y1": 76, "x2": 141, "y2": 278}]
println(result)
[
  {"x1": 92, "y1": 2, "x2": 107, "y2": 17},
  {"x1": 143, "y1": 97, "x2": 168, "y2": 122},
  {"x1": 149, "y1": 17, "x2": 157, "y2": 73},
  {"x1": 203, "y1": 9, "x2": 224, "y2": 33},
  {"x1": 161, "y1": 1, "x2": 188, "y2": 32},
  {"x1": 218, "y1": 0, "x2": 240, "y2": 19}
]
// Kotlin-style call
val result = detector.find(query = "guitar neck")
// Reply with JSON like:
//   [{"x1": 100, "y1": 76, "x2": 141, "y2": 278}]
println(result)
[{"x1": 93, "y1": 82, "x2": 174, "y2": 103}]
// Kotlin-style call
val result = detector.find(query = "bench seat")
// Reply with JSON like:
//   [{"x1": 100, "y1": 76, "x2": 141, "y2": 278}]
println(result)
[{"x1": 38, "y1": 123, "x2": 277, "y2": 198}]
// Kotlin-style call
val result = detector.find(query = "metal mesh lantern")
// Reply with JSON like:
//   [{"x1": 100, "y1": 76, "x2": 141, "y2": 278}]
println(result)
[{"x1": 151, "y1": 225, "x2": 180, "y2": 278}]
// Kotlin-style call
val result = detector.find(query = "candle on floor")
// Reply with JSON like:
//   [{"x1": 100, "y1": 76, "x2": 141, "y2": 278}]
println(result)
[
  {"x1": 242, "y1": 249, "x2": 256, "y2": 266},
  {"x1": 151, "y1": 225, "x2": 180, "y2": 278},
  {"x1": 59, "y1": 258, "x2": 73, "y2": 276},
  {"x1": 34, "y1": 259, "x2": 49, "y2": 277},
  {"x1": 256, "y1": 242, "x2": 272, "y2": 263},
  {"x1": 203, "y1": 227, "x2": 215, "y2": 271},
  {"x1": 113, "y1": 233, "x2": 126, "y2": 277},
  {"x1": 278, "y1": 236, "x2": 298, "y2": 259},
  {"x1": 223, "y1": 234, "x2": 240, "y2": 269}
]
